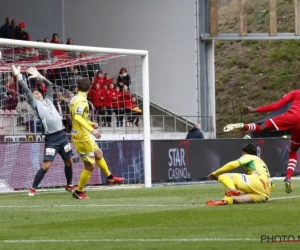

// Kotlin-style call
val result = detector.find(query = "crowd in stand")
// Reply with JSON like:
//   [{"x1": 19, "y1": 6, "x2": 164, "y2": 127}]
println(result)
[{"x1": 0, "y1": 17, "x2": 142, "y2": 132}]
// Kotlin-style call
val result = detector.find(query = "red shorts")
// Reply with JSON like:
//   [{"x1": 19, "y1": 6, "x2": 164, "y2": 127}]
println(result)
[{"x1": 265, "y1": 111, "x2": 300, "y2": 144}]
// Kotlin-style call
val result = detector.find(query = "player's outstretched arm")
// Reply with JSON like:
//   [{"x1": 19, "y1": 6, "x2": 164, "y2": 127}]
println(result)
[
  {"x1": 27, "y1": 67, "x2": 54, "y2": 102},
  {"x1": 12, "y1": 65, "x2": 37, "y2": 109},
  {"x1": 210, "y1": 160, "x2": 240, "y2": 177}
]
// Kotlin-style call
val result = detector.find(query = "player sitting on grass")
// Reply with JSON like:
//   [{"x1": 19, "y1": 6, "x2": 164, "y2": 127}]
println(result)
[
  {"x1": 206, "y1": 143, "x2": 274, "y2": 206},
  {"x1": 12, "y1": 65, "x2": 74, "y2": 196},
  {"x1": 69, "y1": 78, "x2": 125, "y2": 199},
  {"x1": 223, "y1": 90, "x2": 300, "y2": 193}
]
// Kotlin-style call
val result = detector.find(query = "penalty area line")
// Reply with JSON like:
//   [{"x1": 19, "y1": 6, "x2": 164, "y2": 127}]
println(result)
[{"x1": 3, "y1": 238, "x2": 257, "y2": 243}]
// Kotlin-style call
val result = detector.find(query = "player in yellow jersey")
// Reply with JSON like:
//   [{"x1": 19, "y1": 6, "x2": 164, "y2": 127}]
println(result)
[
  {"x1": 206, "y1": 143, "x2": 274, "y2": 206},
  {"x1": 69, "y1": 78, "x2": 125, "y2": 199}
]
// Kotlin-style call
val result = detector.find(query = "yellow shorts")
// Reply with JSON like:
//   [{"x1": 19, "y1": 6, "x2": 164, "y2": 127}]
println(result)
[
  {"x1": 233, "y1": 174, "x2": 270, "y2": 203},
  {"x1": 73, "y1": 139, "x2": 99, "y2": 164}
]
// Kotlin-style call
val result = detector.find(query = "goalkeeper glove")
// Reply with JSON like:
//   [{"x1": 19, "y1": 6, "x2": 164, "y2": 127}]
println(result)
[
  {"x1": 11, "y1": 65, "x2": 22, "y2": 81},
  {"x1": 27, "y1": 67, "x2": 44, "y2": 81}
]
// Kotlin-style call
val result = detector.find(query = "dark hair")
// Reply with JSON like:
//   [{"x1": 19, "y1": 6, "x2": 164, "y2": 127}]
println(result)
[
  {"x1": 119, "y1": 67, "x2": 127, "y2": 74},
  {"x1": 241, "y1": 143, "x2": 257, "y2": 156},
  {"x1": 77, "y1": 78, "x2": 91, "y2": 92},
  {"x1": 52, "y1": 33, "x2": 59, "y2": 39}
]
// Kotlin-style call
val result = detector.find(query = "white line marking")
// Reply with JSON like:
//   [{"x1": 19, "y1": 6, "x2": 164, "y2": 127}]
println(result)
[
  {"x1": 0, "y1": 204, "x2": 206, "y2": 208},
  {"x1": 3, "y1": 238, "x2": 257, "y2": 243},
  {"x1": 270, "y1": 195, "x2": 300, "y2": 201}
]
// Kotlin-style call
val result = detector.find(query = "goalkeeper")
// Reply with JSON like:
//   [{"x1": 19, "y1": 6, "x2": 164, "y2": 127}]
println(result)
[
  {"x1": 12, "y1": 65, "x2": 74, "y2": 196},
  {"x1": 69, "y1": 78, "x2": 125, "y2": 200},
  {"x1": 206, "y1": 143, "x2": 274, "y2": 206}
]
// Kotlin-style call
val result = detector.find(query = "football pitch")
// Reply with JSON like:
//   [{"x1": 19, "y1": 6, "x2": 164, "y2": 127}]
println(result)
[{"x1": 1, "y1": 180, "x2": 300, "y2": 250}]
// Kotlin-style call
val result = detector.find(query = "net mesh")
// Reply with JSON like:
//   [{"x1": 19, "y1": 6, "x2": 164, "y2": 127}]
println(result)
[{"x1": 0, "y1": 44, "x2": 145, "y2": 191}]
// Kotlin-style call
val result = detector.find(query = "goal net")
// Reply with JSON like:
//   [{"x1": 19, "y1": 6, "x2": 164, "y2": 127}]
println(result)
[{"x1": 0, "y1": 39, "x2": 151, "y2": 192}]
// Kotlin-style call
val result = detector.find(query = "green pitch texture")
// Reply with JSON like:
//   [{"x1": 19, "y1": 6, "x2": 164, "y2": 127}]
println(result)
[{"x1": 0, "y1": 180, "x2": 300, "y2": 250}]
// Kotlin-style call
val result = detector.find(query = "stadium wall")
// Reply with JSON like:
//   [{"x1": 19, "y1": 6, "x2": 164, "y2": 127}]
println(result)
[{"x1": 0, "y1": 0, "x2": 198, "y2": 119}]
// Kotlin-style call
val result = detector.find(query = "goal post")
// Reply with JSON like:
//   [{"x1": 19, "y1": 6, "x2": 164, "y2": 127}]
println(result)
[{"x1": 0, "y1": 38, "x2": 152, "y2": 190}]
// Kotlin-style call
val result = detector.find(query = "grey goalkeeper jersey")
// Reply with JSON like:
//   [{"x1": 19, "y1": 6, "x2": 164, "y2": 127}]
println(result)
[{"x1": 18, "y1": 78, "x2": 64, "y2": 135}]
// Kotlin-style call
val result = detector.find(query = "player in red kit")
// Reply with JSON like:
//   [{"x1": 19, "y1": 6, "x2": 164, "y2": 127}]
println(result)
[{"x1": 223, "y1": 89, "x2": 300, "y2": 193}]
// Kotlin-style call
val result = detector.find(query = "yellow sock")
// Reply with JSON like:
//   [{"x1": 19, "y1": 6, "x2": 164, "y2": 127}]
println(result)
[
  {"x1": 95, "y1": 157, "x2": 111, "y2": 177},
  {"x1": 218, "y1": 175, "x2": 236, "y2": 189},
  {"x1": 77, "y1": 169, "x2": 91, "y2": 192},
  {"x1": 223, "y1": 196, "x2": 233, "y2": 205}
]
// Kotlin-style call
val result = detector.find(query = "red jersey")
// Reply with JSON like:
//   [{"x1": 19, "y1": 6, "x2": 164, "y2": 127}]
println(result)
[
  {"x1": 93, "y1": 77, "x2": 104, "y2": 89},
  {"x1": 115, "y1": 91, "x2": 124, "y2": 108},
  {"x1": 89, "y1": 88, "x2": 104, "y2": 107},
  {"x1": 123, "y1": 91, "x2": 132, "y2": 109},
  {"x1": 103, "y1": 78, "x2": 112, "y2": 86},
  {"x1": 104, "y1": 89, "x2": 116, "y2": 108},
  {"x1": 256, "y1": 90, "x2": 300, "y2": 114}
]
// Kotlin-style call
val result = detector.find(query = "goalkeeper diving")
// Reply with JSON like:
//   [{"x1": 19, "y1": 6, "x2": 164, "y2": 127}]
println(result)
[
  {"x1": 11, "y1": 65, "x2": 74, "y2": 196},
  {"x1": 206, "y1": 143, "x2": 274, "y2": 206}
]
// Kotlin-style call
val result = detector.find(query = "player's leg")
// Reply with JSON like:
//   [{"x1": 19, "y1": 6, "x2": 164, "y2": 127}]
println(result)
[
  {"x1": 206, "y1": 194, "x2": 255, "y2": 206},
  {"x1": 93, "y1": 142, "x2": 125, "y2": 184},
  {"x1": 284, "y1": 130, "x2": 300, "y2": 193},
  {"x1": 223, "y1": 121, "x2": 271, "y2": 133},
  {"x1": 57, "y1": 138, "x2": 74, "y2": 192},
  {"x1": 29, "y1": 132, "x2": 66, "y2": 196},
  {"x1": 72, "y1": 141, "x2": 95, "y2": 200},
  {"x1": 28, "y1": 159, "x2": 55, "y2": 196}
]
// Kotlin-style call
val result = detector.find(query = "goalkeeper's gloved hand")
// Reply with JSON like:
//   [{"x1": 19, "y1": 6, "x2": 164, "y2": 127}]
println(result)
[
  {"x1": 27, "y1": 67, "x2": 44, "y2": 81},
  {"x1": 11, "y1": 65, "x2": 22, "y2": 81}
]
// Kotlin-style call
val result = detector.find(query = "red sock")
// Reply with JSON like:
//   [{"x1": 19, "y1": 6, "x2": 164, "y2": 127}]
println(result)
[
  {"x1": 243, "y1": 123, "x2": 261, "y2": 133},
  {"x1": 286, "y1": 151, "x2": 298, "y2": 179}
]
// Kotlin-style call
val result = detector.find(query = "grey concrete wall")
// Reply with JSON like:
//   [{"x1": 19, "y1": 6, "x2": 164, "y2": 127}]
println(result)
[{"x1": 0, "y1": 0, "x2": 198, "y2": 117}]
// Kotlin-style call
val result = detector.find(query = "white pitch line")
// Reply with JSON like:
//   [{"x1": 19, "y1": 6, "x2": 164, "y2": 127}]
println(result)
[
  {"x1": 270, "y1": 195, "x2": 300, "y2": 201},
  {"x1": 3, "y1": 238, "x2": 257, "y2": 243},
  {"x1": 0, "y1": 204, "x2": 206, "y2": 208}
]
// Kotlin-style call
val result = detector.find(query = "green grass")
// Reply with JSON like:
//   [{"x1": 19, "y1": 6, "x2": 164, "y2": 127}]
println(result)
[{"x1": 1, "y1": 181, "x2": 300, "y2": 249}]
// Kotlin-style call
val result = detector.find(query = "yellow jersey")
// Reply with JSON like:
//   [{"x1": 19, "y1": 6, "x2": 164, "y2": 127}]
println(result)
[
  {"x1": 69, "y1": 92, "x2": 94, "y2": 142},
  {"x1": 238, "y1": 154, "x2": 270, "y2": 181}
]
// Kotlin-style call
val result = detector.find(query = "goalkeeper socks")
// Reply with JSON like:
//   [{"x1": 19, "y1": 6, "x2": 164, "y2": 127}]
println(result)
[
  {"x1": 286, "y1": 151, "x2": 298, "y2": 179},
  {"x1": 95, "y1": 157, "x2": 111, "y2": 177},
  {"x1": 64, "y1": 166, "x2": 73, "y2": 185},
  {"x1": 218, "y1": 175, "x2": 236, "y2": 189},
  {"x1": 77, "y1": 169, "x2": 91, "y2": 192},
  {"x1": 244, "y1": 123, "x2": 262, "y2": 133},
  {"x1": 32, "y1": 168, "x2": 47, "y2": 189}
]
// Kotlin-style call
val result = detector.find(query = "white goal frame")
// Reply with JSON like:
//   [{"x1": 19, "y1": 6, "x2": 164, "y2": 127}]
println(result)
[{"x1": 0, "y1": 38, "x2": 152, "y2": 188}]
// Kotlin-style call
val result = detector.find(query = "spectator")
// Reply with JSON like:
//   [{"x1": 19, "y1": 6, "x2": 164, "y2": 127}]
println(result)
[
  {"x1": 104, "y1": 83, "x2": 116, "y2": 127},
  {"x1": 37, "y1": 79, "x2": 47, "y2": 98},
  {"x1": 128, "y1": 96, "x2": 141, "y2": 127},
  {"x1": 93, "y1": 70, "x2": 104, "y2": 88},
  {"x1": 5, "y1": 74, "x2": 16, "y2": 96},
  {"x1": 15, "y1": 95, "x2": 41, "y2": 132},
  {"x1": 65, "y1": 92, "x2": 74, "y2": 106},
  {"x1": 53, "y1": 91, "x2": 72, "y2": 133},
  {"x1": 0, "y1": 17, "x2": 13, "y2": 38},
  {"x1": 102, "y1": 84, "x2": 108, "y2": 126},
  {"x1": 67, "y1": 66, "x2": 81, "y2": 89},
  {"x1": 10, "y1": 19, "x2": 17, "y2": 36},
  {"x1": 115, "y1": 86, "x2": 124, "y2": 127},
  {"x1": 88, "y1": 83, "x2": 105, "y2": 124},
  {"x1": 14, "y1": 22, "x2": 30, "y2": 41},
  {"x1": 117, "y1": 67, "x2": 131, "y2": 89},
  {"x1": 4, "y1": 91, "x2": 18, "y2": 110},
  {"x1": 112, "y1": 78, "x2": 117, "y2": 88},
  {"x1": 51, "y1": 33, "x2": 60, "y2": 43},
  {"x1": 70, "y1": 85, "x2": 78, "y2": 95},
  {"x1": 66, "y1": 38, "x2": 73, "y2": 45},
  {"x1": 43, "y1": 37, "x2": 50, "y2": 43},
  {"x1": 186, "y1": 123, "x2": 205, "y2": 139},
  {"x1": 103, "y1": 73, "x2": 112, "y2": 86},
  {"x1": 79, "y1": 64, "x2": 89, "y2": 78}
]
